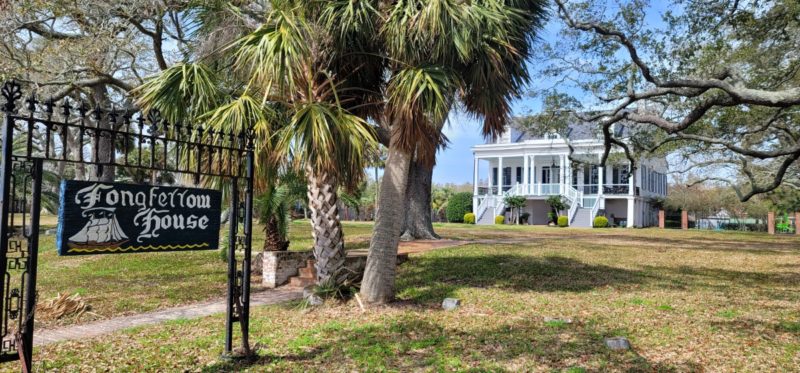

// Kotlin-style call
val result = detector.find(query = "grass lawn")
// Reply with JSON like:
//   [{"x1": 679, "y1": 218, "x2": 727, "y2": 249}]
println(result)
[
  {"x1": 15, "y1": 223, "x2": 800, "y2": 371},
  {"x1": 31, "y1": 218, "x2": 373, "y2": 328}
]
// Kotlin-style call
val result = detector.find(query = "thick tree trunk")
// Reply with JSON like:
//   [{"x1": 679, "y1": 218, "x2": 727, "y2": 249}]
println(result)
[
  {"x1": 306, "y1": 167, "x2": 346, "y2": 285},
  {"x1": 360, "y1": 142, "x2": 412, "y2": 304},
  {"x1": 400, "y1": 158, "x2": 440, "y2": 241}
]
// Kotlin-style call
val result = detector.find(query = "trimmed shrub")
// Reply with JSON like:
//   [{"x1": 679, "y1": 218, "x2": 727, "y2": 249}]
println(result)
[
  {"x1": 557, "y1": 215, "x2": 569, "y2": 227},
  {"x1": 446, "y1": 192, "x2": 473, "y2": 223},
  {"x1": 494, "y1": 215, "x2": 505, "y2": 224},
  {"x1": 593, "y1": 216, "x2": 609, "y2": 228},
  {"x1": 463, "y1": 213, "x2": 476, "y2": 224}
]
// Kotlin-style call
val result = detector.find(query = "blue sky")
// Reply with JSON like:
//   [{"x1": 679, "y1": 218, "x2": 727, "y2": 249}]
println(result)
[{"x1": 433, "y1": 2, "x2": 671, "y2": 184}]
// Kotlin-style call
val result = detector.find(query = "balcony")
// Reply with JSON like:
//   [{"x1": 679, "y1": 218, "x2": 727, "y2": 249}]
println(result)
[
  {"x1": 603, "y1": 184, "x2": 630, "y2": 195},
  {"x1": 477, "y1": 183, "x2": 563, "y2": 196}
]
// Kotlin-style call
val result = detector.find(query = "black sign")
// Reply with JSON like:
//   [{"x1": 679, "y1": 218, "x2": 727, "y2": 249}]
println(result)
[{"x1": 57, "y1": 180, "x2": 222, "y2": 255}]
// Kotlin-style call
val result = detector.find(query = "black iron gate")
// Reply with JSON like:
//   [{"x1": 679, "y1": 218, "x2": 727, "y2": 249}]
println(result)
[{"x1": 0, "y1": 81, "x2": 255, "y2": 370}]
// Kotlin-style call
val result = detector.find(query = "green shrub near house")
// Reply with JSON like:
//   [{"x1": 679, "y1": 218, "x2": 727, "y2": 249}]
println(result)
[
  {"x1": 445, "y1": 192, "x2": 473, "y2": 223},
  {"x1": 557, "y1": 215, "x2": 569, "y2": 227},
  {"x1": 593, "y1": 216, "x2": 609, "y2": 228},
  {"x1": 495, "y1": 215, "x2": 505, "y2": 224},
  {"x1": 463, "y1": 213, "x2": 476, "y2": 224}
]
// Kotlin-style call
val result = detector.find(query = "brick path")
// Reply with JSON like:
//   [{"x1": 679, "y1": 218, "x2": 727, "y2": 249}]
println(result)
[
  {"x1": 34, "y1": 239, "x2": 469, "y2": 347},
  {"x1": 34, "y1": 287, "x2": 303, "y2": 346}
]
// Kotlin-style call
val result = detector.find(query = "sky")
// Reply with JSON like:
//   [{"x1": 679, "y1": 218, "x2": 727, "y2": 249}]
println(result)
[
  {"x1": 432, "y1": 2, "x2": 671, "y2": 185},
  {"x1": 432, "y1": 23, "x2": 556, "y2": 185}
]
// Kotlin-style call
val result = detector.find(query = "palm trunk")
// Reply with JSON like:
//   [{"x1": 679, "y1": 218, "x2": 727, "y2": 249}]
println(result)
[
  {"x1": 361, "y1": 142, "x2": 412, "y2": 304},
  {"x1": 306, "y1": 167, "x2": 346, "y2": 285},
  {"x1": 263, "y1": 215, "x2": 288, "y2": 251},
  {"x1": 400, "y1": 158, "x2": 440, "y2": 240}
]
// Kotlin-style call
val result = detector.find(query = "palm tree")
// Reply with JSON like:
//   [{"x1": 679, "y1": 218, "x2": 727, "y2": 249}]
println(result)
[
  {"x1": 359, "y1": 0, "x2": 549, "y2": 303},
  {"x1": 136, "y1": 1, "x2": 379, "y2": 287}
]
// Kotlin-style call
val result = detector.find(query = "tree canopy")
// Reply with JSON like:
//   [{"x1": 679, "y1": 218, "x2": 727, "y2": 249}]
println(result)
[{"x1": 535, "y1": 0, "x2": 800, "y2": 201}]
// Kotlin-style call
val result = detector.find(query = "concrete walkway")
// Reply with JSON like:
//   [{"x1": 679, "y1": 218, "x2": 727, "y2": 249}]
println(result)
[{"x1": 34, "y1": 287, "x2": 303, "y2": 346}]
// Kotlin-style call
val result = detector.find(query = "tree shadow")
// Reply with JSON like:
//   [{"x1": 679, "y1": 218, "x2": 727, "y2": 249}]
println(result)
[
  {"x1": 573, "y1": 234, "x2": 800, "y2": 256},
  {"x1": 199, "y1": 315, "x2": 702, "y2": 372},
  {"x1": 638, "y1": 264, "x2": 800, "y2": 302},
  {"x1": 395, "y1": 254, "x2": 648, "y2": 303}
]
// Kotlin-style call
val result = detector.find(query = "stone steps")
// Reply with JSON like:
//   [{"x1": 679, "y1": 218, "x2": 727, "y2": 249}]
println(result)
[{"x1": 287, "y1": 259, "x2": 317, "y2": 288}]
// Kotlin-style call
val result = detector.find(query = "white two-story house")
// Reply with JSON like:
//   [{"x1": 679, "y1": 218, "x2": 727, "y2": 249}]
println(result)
[{"x1": 471, "y1": 121, "x2": 668, "y2": 227}]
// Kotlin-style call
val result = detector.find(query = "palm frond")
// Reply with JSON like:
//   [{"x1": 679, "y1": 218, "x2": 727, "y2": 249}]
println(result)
[{"x1": 134, "y1": 62, "x2": 223, "y2": 124}]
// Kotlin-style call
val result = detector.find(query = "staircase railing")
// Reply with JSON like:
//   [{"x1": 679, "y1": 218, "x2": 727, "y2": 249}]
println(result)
[
  {"x1": 590, "y1": 195, "x2": 604, "y2": 224},
  {"x1": 475, "y1": 195, "x2": 492, "y2": 222},
  {"x1": 567, "y1": 187, "x2": 583, "y2": 224},
  {"x1": 493, "y1": 184, "x2": 521, "y2": 218}
]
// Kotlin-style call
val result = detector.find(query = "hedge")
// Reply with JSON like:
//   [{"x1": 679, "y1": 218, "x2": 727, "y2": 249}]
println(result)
[
  {"x1": 495, "y1": 215, "x2": 505, "y2": 224},
  {"x1": 557, "y1": 215, "x2": 569, "y2": 227},
  {"x1": 446, "y1": 192, "x2": 473, "y2": 223},
  {"x1": 463, "y1": 213, "x2": 476, "y2": 224},
  {"x1": 593, "y1": 216, "x2": 609, "y2": 228}
]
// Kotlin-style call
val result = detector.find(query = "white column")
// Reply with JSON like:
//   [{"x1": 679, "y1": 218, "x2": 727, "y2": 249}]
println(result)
[
  {"x1": 473, "y1": 158, "x2": 479, "y2": 214},
  {"x1": 473, "y1": 158, "x2": 479, "y2": 195},
  {"x1": 597, "y1": 154, "x2": 604, "y2": 197},
  {"x1": 559, "y1": 154, "x2": 565, "y2": 194},
  {"x1": 523, "y1": 154, "x2": 529, "y2": 195},
  {"x1": 497, "y1": 156, "x2": 503, "y2": 196},
  {"x1": 628, "y1": 163, "x2": 634, "y2": 196},
  {"x1": 627, "y1": 197, "x2": 635, "y2": 227}
]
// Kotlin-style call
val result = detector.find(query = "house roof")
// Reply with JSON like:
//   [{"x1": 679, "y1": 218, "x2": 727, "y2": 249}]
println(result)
[{"x1": 508, "y1": 116, "x2": 637, "y2": 143}]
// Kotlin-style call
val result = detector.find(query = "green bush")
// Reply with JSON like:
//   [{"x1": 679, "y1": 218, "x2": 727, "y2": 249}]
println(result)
[
  {"x1": 593, "y1": 216, "x2": 609, "y2": 228},
  {"x1": 494, "y1": 215, "x2": 505, "y2": 224},
  {"x1": 446, "y1": 192, "x2": 473, "y2": 223},
  {"x1": 463, "y1": 212, "x2": 476, "y2": 224},
  {"x1": 557, "y1": 215, "x2": 569, "y2": 227}
]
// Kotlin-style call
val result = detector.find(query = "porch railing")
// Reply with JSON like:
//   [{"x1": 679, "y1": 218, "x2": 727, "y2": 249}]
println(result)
[{"x1": 603, "y1": 184, "x2": 630, "y2": 195}]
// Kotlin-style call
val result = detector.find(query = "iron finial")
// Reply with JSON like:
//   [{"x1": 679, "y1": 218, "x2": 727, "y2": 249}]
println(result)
[{"x1": 1, "y1": 80, "x2": 22, "y2": 112}]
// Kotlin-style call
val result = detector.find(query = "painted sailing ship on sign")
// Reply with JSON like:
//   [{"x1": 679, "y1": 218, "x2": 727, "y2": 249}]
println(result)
[{"x1": 67, "y1": 208, "x2": 129, "y2": 249}]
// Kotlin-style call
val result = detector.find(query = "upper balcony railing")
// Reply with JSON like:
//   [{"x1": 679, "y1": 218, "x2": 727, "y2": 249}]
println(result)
[{"x1": 603, "y1": 184, "x2": 631, "y2": 195}]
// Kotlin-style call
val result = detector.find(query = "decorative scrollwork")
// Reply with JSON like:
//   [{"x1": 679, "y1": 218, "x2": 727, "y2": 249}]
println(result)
[{"x1": 1, "y1": 81, "x2": 22, "y2": 112}]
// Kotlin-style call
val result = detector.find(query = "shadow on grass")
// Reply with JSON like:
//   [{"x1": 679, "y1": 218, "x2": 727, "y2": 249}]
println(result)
[
  {"x1": 394, "y1": 254, "x2": 647, "y2": 303},
  {"x1": 200, "y1": 316, "x2": 702, "y2": 372},
  {"x1": 571, "y1": 234, "x2": 800, "y2": 256}
]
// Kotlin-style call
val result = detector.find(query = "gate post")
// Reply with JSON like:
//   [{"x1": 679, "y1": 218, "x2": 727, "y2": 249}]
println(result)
[
  {"x1": 658, "y1": 210, "x2": 665, "y2": 229},
  {"x1": 768, "y1": 211, "x2": 775, "y2": 235},
  {"x1": 224, "y1": 179, "x2": 238, "y2": 355},
  {"x1": 0, "y1": 86, "x2": 19, "y2": 363},
  {"x1": 796, "y1": 212, "x2": 800, "y2": 235},
  {"x1": 21, "y1": 159, "x2": 43, "y2": 370},
  {"x1": 240, "y1": 148, "x2": 254, "y2": 353},
  {"x1": 681, "y1": 210, "x2": 688, "y2": 230}
]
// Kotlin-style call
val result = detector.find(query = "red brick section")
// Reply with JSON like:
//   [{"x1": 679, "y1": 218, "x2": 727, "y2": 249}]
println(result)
[
  {"x1": 681, "y1": 210, "x2": 688, "y2": 230},
  {"x1": 658, "y1": 210, "x2": 665, "y2": 229},
  {"x1": 768, "y1": 211, "x2": 775, "y2": 235},
  {"x1": 796, "y1": 212, "x2": 800, "y2": 235},
  {"x1": 34, "y1": 287, "x2": 303, "y2": 347}
]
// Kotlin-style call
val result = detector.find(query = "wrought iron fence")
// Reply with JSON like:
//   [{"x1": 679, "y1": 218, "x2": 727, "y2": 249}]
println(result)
[{"x1": 0, "y1": 80, "x2": 256, "y2": 368}]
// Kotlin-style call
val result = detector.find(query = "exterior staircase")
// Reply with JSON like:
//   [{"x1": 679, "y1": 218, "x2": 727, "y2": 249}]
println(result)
[
  {"x1": 571, "y1": 207, "x2": 594, "y2": 227},
  {"x1": 288, "y1": 259, "x2": 317, "y2": 287}
]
